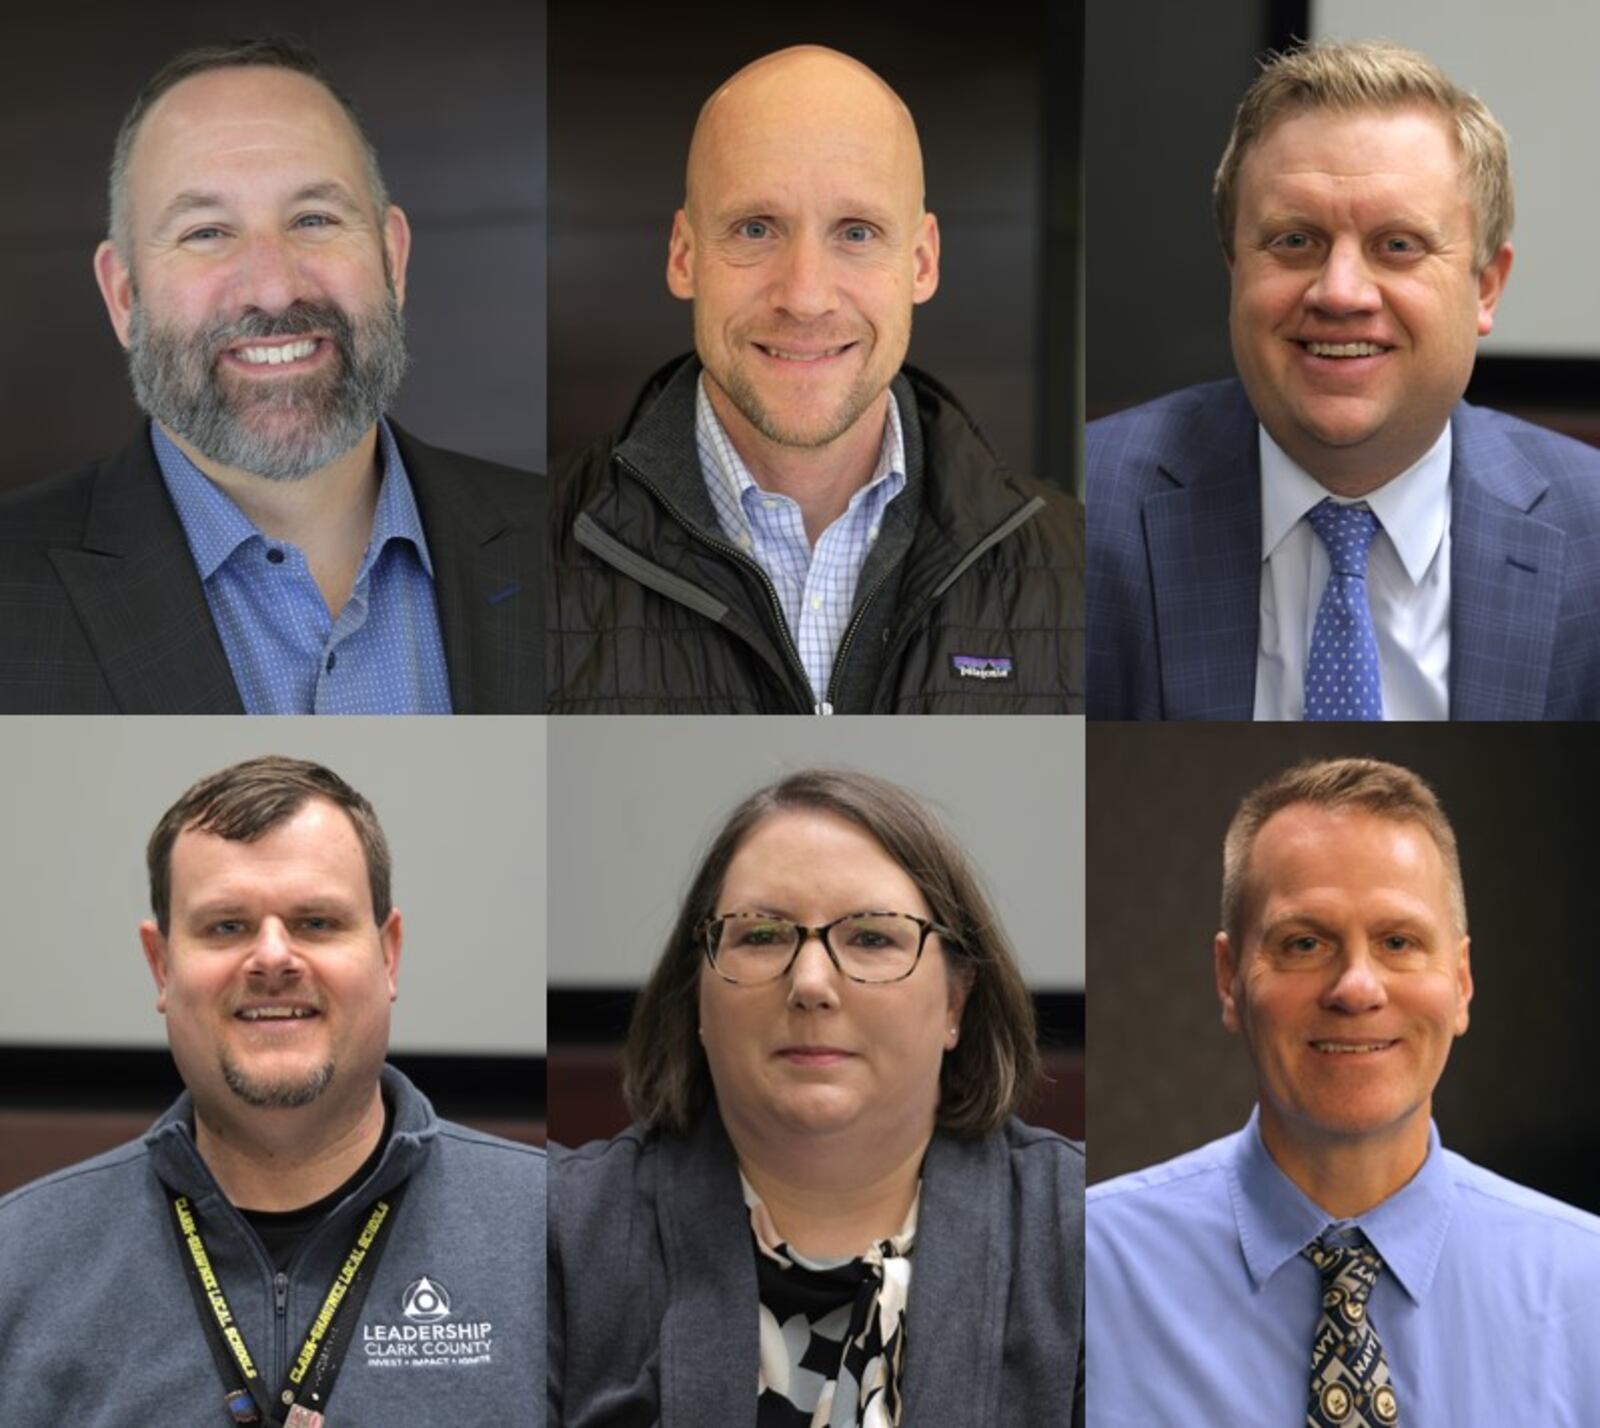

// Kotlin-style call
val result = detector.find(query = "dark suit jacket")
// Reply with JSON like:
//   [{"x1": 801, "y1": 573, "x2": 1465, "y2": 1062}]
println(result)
[
  {"x1": 1088, "y1": 379, "x2": 1600, "y2": 720},
  {"x1": 550, "y1": 1109, "x2": 1085, "y2": 1428},
  {"x1": 0, "y1": 422, "x2": 543, "y2": 712}
]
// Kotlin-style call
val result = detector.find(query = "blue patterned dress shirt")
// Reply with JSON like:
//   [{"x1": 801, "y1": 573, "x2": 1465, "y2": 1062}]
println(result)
[
  {"x1": 1087, "y1": 1107, "x2": 1600, "y2": 1425},
  {"x1": 696, "y1": 378, "x2": 906, "y2": 708},
  {"x1": 152, "y1": 421, "x2": 452, "y2": 713}
]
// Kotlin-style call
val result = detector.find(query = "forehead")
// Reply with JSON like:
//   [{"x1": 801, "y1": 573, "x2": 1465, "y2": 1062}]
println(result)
[
  {"x1": 720, "y1": 808, "x2": 927, "y2": 909},
  {"x1": 1243, "y1": 804, "x2": 1450, "y2": 923},
  {"x1": 693, "y1": 74, "x2": 920, "y2": 222},
  {"x1": 128, "y1": 67, "x2": 368, "y2": 212},
  {"x1": 168, "y1": 798, "x2": 369, "y2": 908},
  {"x1": 1237, "y1": 104, "x2": 1469, "y2": 217}
]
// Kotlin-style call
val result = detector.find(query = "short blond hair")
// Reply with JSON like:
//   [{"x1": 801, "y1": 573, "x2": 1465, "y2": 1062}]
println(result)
[
  {"x1": 1213, "y1": 39, "x2": 1513, "y2": 271},
  {"x1": 1221, "y1": 757, "x2": 1467, "y2": 946}
]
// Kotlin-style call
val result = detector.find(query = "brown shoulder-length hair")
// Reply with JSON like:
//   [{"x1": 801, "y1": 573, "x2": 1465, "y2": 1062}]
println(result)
[{"x1": 623, "y1": 768, "x2": 1040, "y2": 1138}]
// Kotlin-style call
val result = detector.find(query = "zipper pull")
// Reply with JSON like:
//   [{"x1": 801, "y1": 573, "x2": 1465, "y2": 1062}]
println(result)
[
  {"x1": 814, "y1": 701, "x2": 834, "y2": 716},
  {"x1": 275, "y1": 1271, "x2": 288, "y2": 1316}
]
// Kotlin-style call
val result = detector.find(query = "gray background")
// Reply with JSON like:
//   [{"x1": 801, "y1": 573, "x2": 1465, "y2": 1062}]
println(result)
[
  {"x1": 1087, "y1": 722, "x2": 1600, "y2": 1215},
  {"x1": 0, "y1": 717, "x2": 547, "y2": 1055},
  {"x1": 0, "y1": 0, "x2": 546, "y2": 490},
  {"x1": 547, "y1": 716, "x2": 1084, "y2": 992}
]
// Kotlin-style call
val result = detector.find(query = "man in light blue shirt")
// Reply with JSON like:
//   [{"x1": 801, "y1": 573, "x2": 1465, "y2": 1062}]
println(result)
[{"x1": 1088, "y1": 757, "x2": 1600, "y2": 1424}]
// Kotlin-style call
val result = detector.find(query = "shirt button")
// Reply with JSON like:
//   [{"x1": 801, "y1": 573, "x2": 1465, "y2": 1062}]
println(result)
[
  {"x1": 763, "y1": 498, "x2": 778, "y2": 510},
  {"x1": 810, "y1": 596, "x2": 823, "y2": 611},
  {"x1": 867, "y1": 526, "x2": 879, "y2": 542},
  {"x1": 325, "y1": 652, "x2": 337, "y2": 673},
  {"x1": 266, "y1": 548, "x2": 285, "y2": 565}
]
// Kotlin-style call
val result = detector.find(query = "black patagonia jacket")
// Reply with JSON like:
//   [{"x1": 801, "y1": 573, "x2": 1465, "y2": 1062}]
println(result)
[{"x1": 547, "y1": 355, "x2": 1085, "y2": 713}]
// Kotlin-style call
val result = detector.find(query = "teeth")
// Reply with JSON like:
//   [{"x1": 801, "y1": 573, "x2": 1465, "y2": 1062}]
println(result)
[
  {"x1": 1313, "y1": 1041, "x2": 1390, "y2": 1053},
  {"x1": 237, "y1": 339, "x2": 317, "y2": 366},
  {"x1": 764, "y1": 346, "x2": 843, "y2": 362},
  {"x1": 1306, "y1": 341, "x2": 1384, "y2": 358},
  {"x1": 239, "y1": 1007, "x2": 316, "y2": 1020}
]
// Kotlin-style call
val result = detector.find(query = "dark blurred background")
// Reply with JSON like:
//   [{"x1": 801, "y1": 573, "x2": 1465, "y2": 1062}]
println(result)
[
  {"x1": 1087, "y1": 721, "x2": 1600, "y2": 1217},
  {"x1": 548, "y1": 0, "x2": 1083, "y2": 495},
  {"x1": 1086, "y1": 0, "x2": 1600, "y2": 447},
  {"x1": 0, "y1": 0, "x2": 546, "y2": 492}
]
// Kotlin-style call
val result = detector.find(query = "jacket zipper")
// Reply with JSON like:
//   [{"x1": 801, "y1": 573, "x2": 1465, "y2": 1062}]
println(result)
[
  {"x1": 274, "y1": 1270, "x2": 289, "y2": 1398},
  {"x1": 824, "y1": 563, "x2": 896, "y2": 708},
  {"x1": 613, "y1": 454, "x2": 824, "y2": 713}
]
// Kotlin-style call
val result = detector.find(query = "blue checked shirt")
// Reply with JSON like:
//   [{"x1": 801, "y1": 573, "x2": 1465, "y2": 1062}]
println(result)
[
  {"x1": 696, "y1": 379, "x2": 906, "y2": 706},
  {"x1": 152, "y1": 421, "x2": 453, "y2": 714}
]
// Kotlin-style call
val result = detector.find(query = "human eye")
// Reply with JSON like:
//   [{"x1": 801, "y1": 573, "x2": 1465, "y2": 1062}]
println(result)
[
  {"x1": 180, "y1": 225, "x2": 229, "y2": 245},
  {"x1": 730, "y1": 917, "x2": 790, "y2": 948},
  {"x1": 1267, "y1": 230, "x2": 1317, "y2": 255},
  {"x1": 1379, "y1": 932, "x2": 1419, "y2": 953},
  {"x1": 839, "y1": 222, "x2": 877, "y2": 245},
  {"x1": 841, "y1": 915, "x2": 916, "y2": 953},
  {"x1": 736, "y1": 218, "x2": 774, "y2": 241},
  {"x1": 203, "y1": 918, "x2": 249, "y2": 938},
  {"x1": 293, "y1": 211, "x2": 340, "y2": 232},
  {"x1": 1376, "y1": 232, "x2": 1425, "y2": 260},
  {"x1": 295, "y1": 915, "x2": 342, "y2": 934},
  {"x1": 1282, "y1": 932, "x2": 1323, "y2": 956}
]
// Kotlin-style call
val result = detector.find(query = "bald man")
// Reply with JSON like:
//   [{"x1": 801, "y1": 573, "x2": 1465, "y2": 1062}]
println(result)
[
  {"x1": 0, "y1": 36, "x2": 542, "y2": 714},
  {"x1": 549, "y1": 46, "x2": 1084, "y2": 715}
]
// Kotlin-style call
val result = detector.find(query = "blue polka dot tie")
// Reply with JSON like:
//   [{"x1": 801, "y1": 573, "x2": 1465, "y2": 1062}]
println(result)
[{"x1": 1305, "y1": 500, "x2": 1383, "y2": 721}]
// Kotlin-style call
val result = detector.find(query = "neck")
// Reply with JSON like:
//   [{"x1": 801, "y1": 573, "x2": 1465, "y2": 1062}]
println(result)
[
  {"x1": 194, "y1": 1083, "x2": 386, "y2": 1213},
  {"x1": 162, "y1": 422, "x2": 383, "y2": 617},
  {"x1": 1258, "y1": 1104, "x2": 1431, "y2": 1219},
  {"x1": 725, "y1": 1113, "x2": 931, "y2": 1260},
  {"x1": 706, "y1": 382, "x2": 890, "y2": 546},
  {"x1": 1287, "y1": 427, "x2": 1443, "y2": 501}
]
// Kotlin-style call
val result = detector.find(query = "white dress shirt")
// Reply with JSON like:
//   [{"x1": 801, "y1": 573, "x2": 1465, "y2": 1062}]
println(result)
[{"x1": 1254, "y1": 424, "x2": 1452, "y2": 721}]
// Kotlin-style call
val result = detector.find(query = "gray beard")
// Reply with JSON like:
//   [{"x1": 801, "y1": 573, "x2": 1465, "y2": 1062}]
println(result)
[
  {"x1": 221, "y1": 1054, "x2": 335, "y2": 1108},
  {"x1": 126, "y1": 294, "x2": 407, "y2": 481}
]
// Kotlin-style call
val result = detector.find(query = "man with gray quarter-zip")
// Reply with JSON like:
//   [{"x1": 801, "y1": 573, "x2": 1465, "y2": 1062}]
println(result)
[{"x1": 0, "y1": 756, "x2": 544, "y2": 1427}]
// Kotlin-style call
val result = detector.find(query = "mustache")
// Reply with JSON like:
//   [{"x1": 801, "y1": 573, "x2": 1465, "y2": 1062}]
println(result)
[{"x1": 201, "y1": 300, "x2": 356, "y2": 355}]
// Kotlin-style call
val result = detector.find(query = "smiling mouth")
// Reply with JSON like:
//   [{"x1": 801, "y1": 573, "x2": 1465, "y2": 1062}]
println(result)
[
  {"x1": 1310, "y1": 1039, "x2": 1397, "y2": 1055},
  {"x1": 752, "y1": 342, "x2": 857, "y2": 363},
  {"x1": 225, "y1": 337, "x2": 326, "y2": 369},
  {"x1": 1299, "y1": 341, "x2": 1391, "y2": 359},
  {"x1": 236, "y1": 1006, "x2": 320, "y2": 1022}
]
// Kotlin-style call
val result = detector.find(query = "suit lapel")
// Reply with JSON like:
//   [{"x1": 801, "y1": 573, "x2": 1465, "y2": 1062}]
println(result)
[
  {"x1": 1448, "y1": 407, "x2": 1564, "y2": 719},
  {"x1": 899, "y1": 1132, "x2": 1010, "y2": 1428},
  {"x1": 48, "y1": 431, "x2": 242, "y2": 713},
  {"x1": 1143, "y1": 398, "x2": 1261, "y2": 719},
  {"x1": 658, "y1": 1115, "x2": 759, "y2": 1428},
  {"x1": 398, "y1": 429, "x2": 539, "y2": 713}
]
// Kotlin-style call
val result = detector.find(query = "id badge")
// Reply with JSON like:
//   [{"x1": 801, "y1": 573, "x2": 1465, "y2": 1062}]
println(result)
[
  {"x1": 284, "y1": 1406, "x2": 325, "y2": 1428},
  {"x1": 224, "y1": 1388, "x2": 261, "y2": 1423}
]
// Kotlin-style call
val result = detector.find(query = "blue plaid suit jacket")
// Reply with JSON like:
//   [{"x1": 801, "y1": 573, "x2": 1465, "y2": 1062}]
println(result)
[{"x1": 1087, "y1": 380, "x2": 1600, "y2": 720}]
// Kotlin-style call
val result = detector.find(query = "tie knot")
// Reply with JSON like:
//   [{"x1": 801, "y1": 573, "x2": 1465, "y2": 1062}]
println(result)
[
  {"x1": 1308, "y1": 499, "x2": 1379, "y2": 575},
  {"x1": 1302, "y1": 1229, "x2": 1384, "y2": 1306}
]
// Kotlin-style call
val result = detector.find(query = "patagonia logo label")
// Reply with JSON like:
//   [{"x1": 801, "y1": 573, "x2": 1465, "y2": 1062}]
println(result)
[{"x1": 950, "y1": 654, "x2": 1014, "y2": 681}]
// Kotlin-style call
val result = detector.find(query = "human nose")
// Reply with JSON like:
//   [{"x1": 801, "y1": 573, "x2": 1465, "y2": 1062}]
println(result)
[
  {"x1": 1321, "y1": 942, "x2": 1387, "y2": 1013},
  {"x1": 785, "y1": 927, "x2": 842, "y2": 1011},
  {"x1": 1305, "y1": 237, "x2": 1380, "y2": 316},
  {"x1": 243, "y1": 917, "x2": 305, "y2": 979},
  {"x1": 770, "y1": 231, "x2": 837, "y2": 322},
  {"x1": 230, "y1": 231, "x2": 310, "y2": 315}
]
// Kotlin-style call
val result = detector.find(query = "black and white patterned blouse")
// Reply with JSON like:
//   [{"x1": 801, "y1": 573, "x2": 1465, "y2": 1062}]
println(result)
[{"x1": 743, "y1": 1175, "x2": 918, "y2": 1428}]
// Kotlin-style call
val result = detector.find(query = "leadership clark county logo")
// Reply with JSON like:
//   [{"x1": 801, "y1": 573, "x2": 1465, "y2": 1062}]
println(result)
[
  {"x1": 402, "y1": 1276, "x2": 452, "y2": 1322},
  {"x1": 363, "y1": 1275, "x2": 495, "y2": 1371}
]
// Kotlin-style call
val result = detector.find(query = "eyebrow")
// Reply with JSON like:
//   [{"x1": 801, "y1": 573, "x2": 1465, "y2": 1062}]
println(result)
[{"x1": 152, "y1": 180, "x2": 367, "y2": 237}]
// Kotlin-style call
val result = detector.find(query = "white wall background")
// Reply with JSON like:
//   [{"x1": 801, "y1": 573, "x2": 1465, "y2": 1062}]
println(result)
[
  {"x1": 0, "y1": 717, "x2": 546, "y2": 1055},
  {"x1": 1312, "y1": 0, "x2": 1600, "y2": 357},
  {"x1": 547, "y1": 717, "x2": 1084, "y2": 993}
]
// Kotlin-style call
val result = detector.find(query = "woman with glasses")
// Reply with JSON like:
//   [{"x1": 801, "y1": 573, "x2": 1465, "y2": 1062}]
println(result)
[{"x1": 549, "y1": 768, "x2": 1084, "y2": 1427}]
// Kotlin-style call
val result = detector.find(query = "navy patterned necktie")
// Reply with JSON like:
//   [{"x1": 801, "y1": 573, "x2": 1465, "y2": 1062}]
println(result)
[
  {"x1": 1302, "y1": 1230, "x2": 1399, "y2": 1427},
  {"x1": 1305, "y1": 499, "x2": 1384, "y2": 721}
]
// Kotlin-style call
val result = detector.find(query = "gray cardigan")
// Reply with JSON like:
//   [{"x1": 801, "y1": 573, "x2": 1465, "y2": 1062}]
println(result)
[{"x1": 550, "y1": 1108, "x2": 1084, "y2": 1427}]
